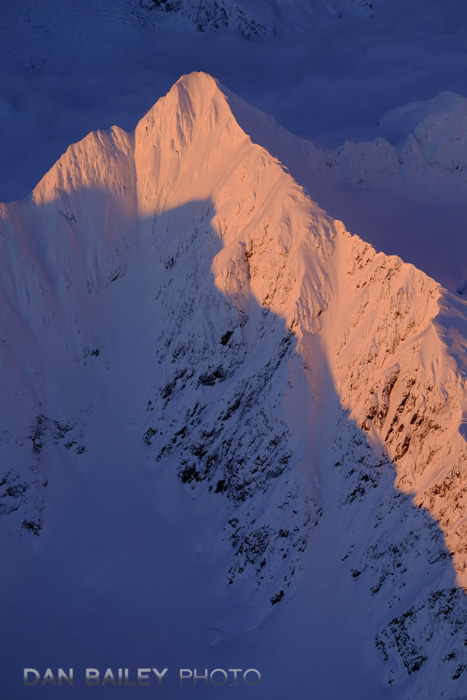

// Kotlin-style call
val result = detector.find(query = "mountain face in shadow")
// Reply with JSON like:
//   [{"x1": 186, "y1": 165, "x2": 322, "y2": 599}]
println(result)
[{"x1": 0, "y1": 71, "x2": 466, "y2": 698}]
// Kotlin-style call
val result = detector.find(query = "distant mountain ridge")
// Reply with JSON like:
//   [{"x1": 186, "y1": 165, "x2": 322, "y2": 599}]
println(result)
[{"x1": 139, "y1": 0, "x2": 388, "y2": 37}]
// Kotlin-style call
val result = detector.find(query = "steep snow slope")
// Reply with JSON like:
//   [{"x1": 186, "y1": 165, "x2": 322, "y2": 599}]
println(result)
[
  {"x1": 0, "y1": 72, "x2": 466, "y2": 699},
  {"x1": 322, "y1": 231, "x2": 467, "y2": 583},
  {"x1": 225, "y1": 87, "x2": 467, "y2": 293}
]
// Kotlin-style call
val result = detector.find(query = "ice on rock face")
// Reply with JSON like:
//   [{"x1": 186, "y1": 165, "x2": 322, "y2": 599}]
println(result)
[{"x1": 0, "y1": 71, "x2": 466, "y2": 699}]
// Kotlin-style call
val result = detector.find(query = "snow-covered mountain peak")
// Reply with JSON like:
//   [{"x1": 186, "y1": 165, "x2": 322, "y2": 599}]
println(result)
[
  {"x1": 26, "y1": 70, "x2": 337, "y2": 332},
  {"x1": 31, "y1": 124, "x2": 135, "y2": 207},
  {"x1": 133, "y1": 71, "x2": 252, "y2": 214},
  {"x1": 376, "y1": 90, "x2": 467, "y2": 147},
  {"x1": 1, "y1": 72, "x2": 467, "y2": 698},
  {"x1": 30, "y1": 72, "x2": 241, "y2": 208},
  {"x1": 137, "y1": 71, "x2": 230, "y2": 137},
  {"x1": 319, "y1": 89, "x2": 467, "y2": 209}
]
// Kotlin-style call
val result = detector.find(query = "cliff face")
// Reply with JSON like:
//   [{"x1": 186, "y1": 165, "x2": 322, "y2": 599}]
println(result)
[
  {"x1": 0, "y1": 72, "x2": 466, "y2": 698},
  {"x1": 322, "y1": 229, "x2": 467, "y2": 582}
]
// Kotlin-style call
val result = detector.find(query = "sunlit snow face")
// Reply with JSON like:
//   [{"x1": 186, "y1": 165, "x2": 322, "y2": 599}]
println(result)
[
  {"x1": 0, "y1": 58, "x2": 467, "y2": 700},
  {"x1": 1, "y1": 0, "x2": 467, "y2": 202}
]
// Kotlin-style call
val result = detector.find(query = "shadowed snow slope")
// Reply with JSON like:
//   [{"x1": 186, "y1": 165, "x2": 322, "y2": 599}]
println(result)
[{"x1": 0, "y1": 72, "x2": 466, "y2": 699}]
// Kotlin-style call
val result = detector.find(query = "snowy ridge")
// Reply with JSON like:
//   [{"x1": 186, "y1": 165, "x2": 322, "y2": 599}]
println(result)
[
  {"x1": 320, "y1": 91, "x2": 467, "y2": 205},
  {"x1": 224, "y1": 84, "x2": 467, "y2": 293},
  {"x1": 323, "y1": 229, "x2": 467, "y2": 583},
  {"x1": 140, "y1": 0, "x2": 388, "y2": 37},
  {"x1": 222, "y1": 76, "x2": 467, "y2": 588},
  {"x1": 0, "y1": 72, "x2": 466, "y2": 697}
]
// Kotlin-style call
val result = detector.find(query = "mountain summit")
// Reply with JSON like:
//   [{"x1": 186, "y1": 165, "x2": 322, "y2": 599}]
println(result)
[{"x1": 0, "y1": 72, "x2": 466, "y2": 698}]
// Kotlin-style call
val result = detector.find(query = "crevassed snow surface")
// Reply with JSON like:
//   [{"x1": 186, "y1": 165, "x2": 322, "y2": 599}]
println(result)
[{"x1": 0, "y1": 72, "x2": 466, "y2": 699}]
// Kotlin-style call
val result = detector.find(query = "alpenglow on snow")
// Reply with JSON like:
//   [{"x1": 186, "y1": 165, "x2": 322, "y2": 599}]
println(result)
[{"x1": 0, "y1": 72, "x2": 466, "y2": 699}]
